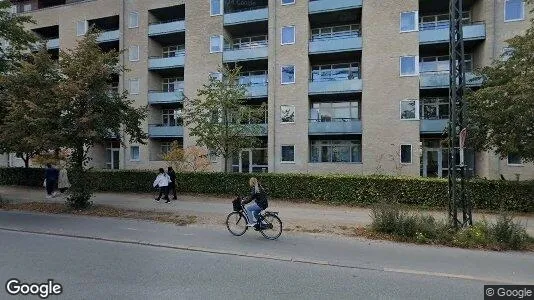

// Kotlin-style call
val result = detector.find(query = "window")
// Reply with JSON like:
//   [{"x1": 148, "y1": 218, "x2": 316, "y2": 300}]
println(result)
[
  {"x1": 421, "y1": 98, "x2": 449, "y2": 120},
  {"x1": 502, "y1": 47, "x2": 514, "y2": 61},
  {"x1": 400, "y1": 11, "x2": 418, "y2": 32},
  {"x1": 281, "y1": 65, "x2": 295, "y2": 84},
  {"x1": 281, "y1": 145, "x2": 295, "y2": 163},
  {"x1": 162, "y1": 45, "x2": 185, "y2": 57},
  {"x1": 507, "y1": 153, "x2": 523, "y2": 165},
  {"x1": 310, "y1": 140, "x2": 362, "y2": 163},
  {"x1": 401, "y1": 145, "x2": 412, "y2": 164},
  {"x1": 129, "y1": 45, "x2": 139, "y2": 61},
  {"x1": 162, "y1": 77, "x2": 184, "y2": 92},
  {"x1": 505, "y1": 0, "x2": 525, "y2": 22},
  {"x1": 400, "y1": 56, "x2": 418, "y2": 76},
  {"x1": 282, "y1": 0, "x2": 295, "y2": 5},
  {"x1": 210, "y1": 72, "x2": 223, "y2": 81},
  {"x1": 76, "y1": 20, "x2": 87, "y2": 36},
  {"x1": 400, "y1": 99, "x2": 419, "y2": 120},
  {"x1": 129, "y1": 78, "x2": 139, "y2": 95},
  {"x1": 23, "y1": 3, "x2": 31, "y2": 12},
  {"x1": 281, "y1": 26, "x2": 295, "y2": 45},
  {"x1": 419, "y1": 12, "x2": 470, "y2": 31},
  {"x1": 419, "y1": 54, "x2": 473, "y2": 73},
  {"x1": 161, "y1": 142, "x2": 178, "y2": 155},
  {"x1": 281, "y1": 105, "x2": 295, "y2": 123},
  {"x1": 128, "y1": 12, "x2": 139, "y2": 28},
  {"x1": 210, "y1": 35, "x2": 223, "y2": 53},
  {"x1": 210, "y1": 0, "x2": 223, "y2": 16},
  {"x1": 162, "y1": 109, "x2": 183, "y2": 126},
  {"x1": 310, "y1": 101, "x2": 359, "y2": 122},
  {"x1": 311, "y1": 24, "x2": 361, "y2": 41},
  {"x1": 130, "y1": 146, "x2": 140, "y2": 161}
]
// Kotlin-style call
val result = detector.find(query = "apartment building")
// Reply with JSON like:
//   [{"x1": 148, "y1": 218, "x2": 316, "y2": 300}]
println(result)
[{"x1": 4, "y1": 0, "x2": 534, "y2": 180}]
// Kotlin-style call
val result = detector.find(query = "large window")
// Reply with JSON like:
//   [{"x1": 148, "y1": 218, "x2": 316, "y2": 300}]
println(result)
[
  {"x1": 281, "y1": 105, "x2": 295, "y2": 123},
  {"x1": 401, "y1": 144, "x2": 412, "y2": 164},
  {"x1": 225, "y1": 35, "x2": 268, "y2": 50},
  {"x1": 400, "y1": 56, "x2": 418, "y2": 76},
  {"x1": 420, "y1": 54, "x2": 473, "y2": 73},
  {"x1": 281, "y1": 145, "x2": 295, "y2": 163},
  {"x1": 310, "y1": 102, "x2": 359, "y2": 122},
  {"x1": 421, "y1": 98, "x2": 449, "y2": 120},
  {"x1": 162, "y1": 109, "x2": 183, "y2": 126},
  {"x1": 400, "y1": 100, "x2": 419, "y2": 120},
  {"x1": 310, "y1": 140, "x2": 362, "y2": 163},
  {"x1": 507, "y1": 153, "x2": 523, "y2": 165},
  {"x1": 505, "y1": 0, "x2": 525, "y2": 22},
  {"x1": 210, "y1": 0, "x2": 223, "y2": 16},
  {"x1": 130, "y1": 146, "x2": 140, "y2": 161},
  {"x1": 281, "y1": 65, "x2": 295, "y2": 84},
  {"x1": 128, "y1": 12, "x2": 139, "y2": 28},
  {"x1": 400, "y1": 11, "x2": 418, "y2": 32},
  {"x1": 162, "y1": 78, "x2": 184, "y2": 92},
  {"x1": 76, "y1": 20, "x2": 87, "y2": 36},
  {"x1": 162, "y1": 45, "x2": 185, "y2": 57},
  {"x1": 311, "y1": 24, "x2": 361, "y2": 41},
  {"x1": 281, "y1": 26, "x2": 295, "y2": 45},
  {"x1": 311, "y1": 63, "x2": 360, "y2": 82}
]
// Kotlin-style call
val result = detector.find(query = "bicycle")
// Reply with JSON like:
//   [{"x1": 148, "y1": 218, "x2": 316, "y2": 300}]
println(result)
[{"x1": 226, "y1": 197, "x2": 283, "y2": 240}]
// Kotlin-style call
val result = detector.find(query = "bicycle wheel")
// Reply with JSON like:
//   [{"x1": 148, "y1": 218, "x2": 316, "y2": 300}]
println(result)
[
  {"x1": 259, "y1": 213, "x2": 282, "y2": 240},
  {"x1": 226, "y1": 212, "x2": 248, "y2": 236}
]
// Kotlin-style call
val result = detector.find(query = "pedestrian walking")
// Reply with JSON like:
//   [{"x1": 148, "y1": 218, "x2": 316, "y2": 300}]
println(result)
[
  {"x1": 58, "y1": 163, "x2": 71, "y2": 194},
  {"x1": 153, "y1": 168, "x2": 171, "y2": 203},
  {"x1": 44, "y1": 163, "x2": 59, "y2": 199},
  {"x1": 167, "y1": 166, "x2": 177, "y2": 200}
]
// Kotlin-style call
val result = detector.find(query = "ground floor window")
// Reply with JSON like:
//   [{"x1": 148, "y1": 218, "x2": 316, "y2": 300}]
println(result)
[
  {"x1": 231, "y1": 148, "x2": 268, "y2": 173},
  {"x1": 310, "y1": 140, "x2": 362, "y2": 163}
]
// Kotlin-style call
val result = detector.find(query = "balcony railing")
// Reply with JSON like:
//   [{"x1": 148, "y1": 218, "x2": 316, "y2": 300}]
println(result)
[
  {"x1": 148, "y1": 90, "x2": 184, "y2": 105},
  {"x1": 148, "y1": 52, "x2": 186, "y2": 70},
  {"x1": 96, "y1": 29, "x2": 120, "y2": 43},
  {"x1": 148, "y1": 124, "x2": 184, "y2": 138},
  {"x1": 224, "y1": 7, "x2": 269, "y2": 25},
  {"x1": 420, "y1": 71, "x2": 483, "y2": 89},
  {"x1": 309, "y1": 0, "x2": 363, "y2": 14},
  {"x1": 419, "y1": 21, "x2": 486, "y2": 44},
  {"x1": 420, "y1": 119, "x2": 448, "y2": 134},
  {"x1": 308, "y1": 118, "x2": 362, "y2": 135},
  {"x1": 223, "y1": 36, "x2": 268, "y2": 62},
  {"x1": 148, "y1": 19, "x2": 185, "y2": 36}
]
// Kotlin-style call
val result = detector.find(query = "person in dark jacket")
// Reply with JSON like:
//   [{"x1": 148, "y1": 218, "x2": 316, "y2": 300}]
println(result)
[
  {"x1": 167, "y1": 166, "x2": 177, "y2": 200},
  {"x1": 44, "y1": 163, "x2": 59, "y2": 198},
  {"x1": 241, "y1": 177, "x2": 268, "y2": 229}
]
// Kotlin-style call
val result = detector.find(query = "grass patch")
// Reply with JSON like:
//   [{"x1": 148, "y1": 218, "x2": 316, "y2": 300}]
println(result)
[
  {"x1": 0, "y1": 202, "x2": 197, "y2": 226},
  {"x1": 369, "y1": 201, "x2": 534, "y2": 251}
]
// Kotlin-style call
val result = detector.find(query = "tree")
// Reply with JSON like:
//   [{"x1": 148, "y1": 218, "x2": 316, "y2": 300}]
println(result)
[
  {"x1": 184, "y1": 66, "x2": 266, "y2": 173},
  {"x1": 466, "y1": 11, "x2": 534, "y2": 162},
  {"x1": 162, "y1": 142, "x2": 211, "y2": 172},
  {"x1": 56, "y1": 30, "x2": 147, "y2": 208},
  {"x1": 0, "y1": 48, "x2": 62, "y2": 167}
]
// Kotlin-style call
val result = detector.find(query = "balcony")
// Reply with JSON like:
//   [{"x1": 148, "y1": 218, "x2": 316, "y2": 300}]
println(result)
[
  {"x1": 419, "y1": 22, "x2": 486, "y2": 44},
  {"x1": 309, "y1": 0, "x2": 362, "y2": 14},
  {"x1": 244, "y1": 84, "x2": 268, "y2": 98},
  {"x1": 241, "y1": 123, "x2": 268, "y2": 136},
  {"x1": 148, "y1": 20, "x2": 185, "y2": 36},
  {"x1": 309, "y1": 36, "x2": 361, "y2": 54},
  {"x1": 46, "y1": 38, "x2": 59, "y2": 49},
  {"x1": 148, "y1": 125, "x2": 184, "y2": 138},
  {"x1": 96, "y1": 30, "x2": 120, "y2": 43},
  {"x1": 223, "y1": 46, "x2": 268, "y2": 62},
  {"x1": 420, "y1": 72, "x2": 483, "y2": 89},
  {"x1": 148, "y1": 90, "x2": 184, "y2": 105},
  {"x1": 224, "y1": 8, "x2": 268, "y2": 25},
  {"x1": 309, "y1": 119, "x2": 362, "y2": 135},
  {"x1": 420, "y1": 119, "x2": 448, "y2": 134},
  {"x1": 309, "y1": 79, "x2": 362, "y2": 95},
  {"x1": 148, "y1": 54, "x2": 185, "y2": 70}
]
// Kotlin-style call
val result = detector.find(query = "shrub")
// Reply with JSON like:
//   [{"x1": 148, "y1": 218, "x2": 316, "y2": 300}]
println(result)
[
  {"x1": 453, "y1": 221, "x2": 492, "y2": 248},
  {"x1": 490, "y1": 212, "x2": 531, "y2": 250},
  {"x1": 1, "y1": 167, "x2": 533, "y2": 212},
  {"x1": 370, "y1": 201, "x2": 405, "y2": 234}
]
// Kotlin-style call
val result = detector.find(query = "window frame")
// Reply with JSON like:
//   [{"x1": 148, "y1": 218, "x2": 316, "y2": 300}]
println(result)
[
  {"x1": 400, "y1": 144, "x2": 413, "y2": 164},
  {"x1": 280, "y1": 105, "x2": 296, "y2": 124},
  {"x1": 281, "y1": 25, "x2": 296, "y2": 45},
  {"x1": 76, "y1": 20, "x2": 88, "y2": 36},
  {"x1": 281, "y1": 65, "x2": 296, "y2": 85},
  {"x1": 400, "y1": 11, "x2": 419, "y2": 33},
  {"x1": 507, "y1": 154, "x2": 523, "y2": 166},
  {"x1": 130, "y1": 146, "x2": 140, "y2": 161},
  {"x1": 210, "y1": 0, "x2": 223, "y2": 16},
  {"x1": 400, "y1": 99, "x2": 420, "y2": 120},
  {"x1": 129, "y1": 78, "x2": 140, "y2": 95},
  {"x1": 400, "y1": 55, "x2": 419, "y2": 77},
  {"x1": 129, "y1": 45, "x2": 140, "y2": 62},
  {"x1": 281, "y1": 145, "x2": 296, "y2": 163},
  {"x1": 128, "y1": 12, "x2": 139, "y2": 29},
  {"x1": 504, "y1": 0, "x2": 525, "y2": 22},
  {"x1": 210, "y1": 35, "x2": 223, "y2": 53}
]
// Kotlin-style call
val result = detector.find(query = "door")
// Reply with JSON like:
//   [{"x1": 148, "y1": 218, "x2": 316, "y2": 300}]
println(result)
[
  {"x1": 423, "y1": 149, "x2": 441, "y2": 178},
  {"x1": 112, "y1": 149, "x2": 120, "y2": 170},
  {"x1": 239, "y1": 150, "x2": 252, "y2": 173}
]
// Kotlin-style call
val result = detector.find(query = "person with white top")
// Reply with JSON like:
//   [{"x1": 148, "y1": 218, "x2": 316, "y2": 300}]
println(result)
[{"x1": 153, "y1": 168, "x2": 171, "y2": 203}]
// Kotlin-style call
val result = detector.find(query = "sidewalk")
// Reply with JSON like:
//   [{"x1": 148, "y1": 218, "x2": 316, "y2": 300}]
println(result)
[{"x1": 1, "y1": 185, "x2": 533, "y2": 236}]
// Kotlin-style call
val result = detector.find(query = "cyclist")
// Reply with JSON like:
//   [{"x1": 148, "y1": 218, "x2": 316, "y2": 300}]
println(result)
[{"x1": 241, "y1": 177, "x2": 268, "y2": 230}]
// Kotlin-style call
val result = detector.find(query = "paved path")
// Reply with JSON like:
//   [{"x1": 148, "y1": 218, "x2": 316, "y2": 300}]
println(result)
[
  {"x1": 1, "y1": 186, "x2": 533, "y2": 236},
  {"x1": 1, "y1": 211, "x2": 533, "y2": 299}
]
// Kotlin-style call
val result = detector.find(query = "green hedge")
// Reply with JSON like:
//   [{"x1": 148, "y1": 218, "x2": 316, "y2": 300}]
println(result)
[{"x1": 1, "y1": 167, "x2": 533, "y2": 212}]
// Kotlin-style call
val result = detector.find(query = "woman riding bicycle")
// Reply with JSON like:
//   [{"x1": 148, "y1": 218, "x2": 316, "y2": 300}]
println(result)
[{"x1": 241, "y1": 177, "x2": 268, "y2": 229}]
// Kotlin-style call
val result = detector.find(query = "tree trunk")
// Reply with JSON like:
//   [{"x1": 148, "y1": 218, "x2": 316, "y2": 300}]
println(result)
[{"x1": 22, "y1": 154, "x2": 30, "y2": 168}]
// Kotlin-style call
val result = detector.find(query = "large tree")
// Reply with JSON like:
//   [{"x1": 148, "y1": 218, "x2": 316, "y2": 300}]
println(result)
[
  {"x1": 0, "y1": 48, "x2": 62, "y2": 167},
  {"x1": 184, "y1": 66, "x2": 266, "y2": 173},
  {"x1": 466, "y1": 10, "x2": 534, "y2": 162},
  {"x1": 56, "y1": 30, "x2": 147, "y2": 208}
]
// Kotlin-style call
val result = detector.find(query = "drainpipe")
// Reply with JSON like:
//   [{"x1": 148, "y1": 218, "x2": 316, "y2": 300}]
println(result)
[
  {"x1": 270, "y1": 0, "x2": 277, "y2": 173},
  {"x1": 121, "y1": 0, "x2": 127, "y2": 169}
]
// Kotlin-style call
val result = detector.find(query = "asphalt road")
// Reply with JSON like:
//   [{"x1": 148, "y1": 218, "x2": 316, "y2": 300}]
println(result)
[{"x1": 0, "y1": 211, "x2": 533, "y2": 299}]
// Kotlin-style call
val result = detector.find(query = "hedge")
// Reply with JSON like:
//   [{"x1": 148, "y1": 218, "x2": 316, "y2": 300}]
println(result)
[{"x1": 1, "y1": 167, "x2": 533, "y2": 212}]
